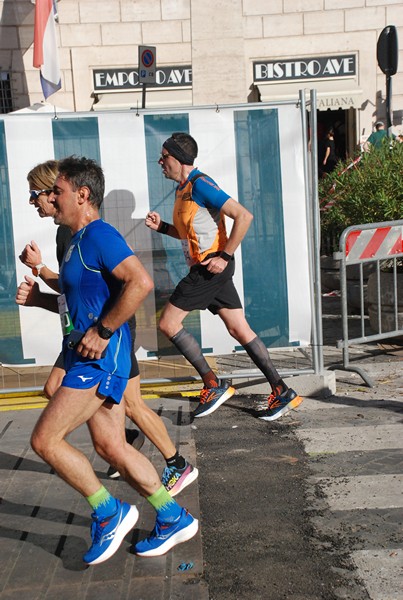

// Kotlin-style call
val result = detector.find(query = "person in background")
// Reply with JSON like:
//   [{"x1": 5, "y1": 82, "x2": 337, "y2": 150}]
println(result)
[
  {"x1": 145, "y1": 132, "x2": 302, "y2": 422},
  {"x1": 364, "y1": 121, "x2": 395, "y2": 150},
  {"x1": 322, "y1": 128, "x2": 338, "y2": 175}
]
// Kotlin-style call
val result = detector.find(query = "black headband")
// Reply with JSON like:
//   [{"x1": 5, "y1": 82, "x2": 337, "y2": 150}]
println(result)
[{"x1": 163, "y1": 137, "x2": 195, "y2": 165}]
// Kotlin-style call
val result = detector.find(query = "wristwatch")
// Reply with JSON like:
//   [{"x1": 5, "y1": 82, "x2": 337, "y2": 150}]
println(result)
[
  {"x1": 97, "y1": 321, "x2": 113, "y2": 340},
  {"x1": 32, "y1": 263, "x2": 46, "y2": 277},
  {"x1": 220, "y1": 251, "x2": 233, "y2": 262}
]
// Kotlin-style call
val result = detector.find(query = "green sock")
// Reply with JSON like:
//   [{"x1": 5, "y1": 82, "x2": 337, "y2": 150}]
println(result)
[
  {"x1": 147, "y1": 485, "x2": 182, "y2": 522},
  {"x1": 86, "y1": 486, "x2": 117, "y2": 518}
]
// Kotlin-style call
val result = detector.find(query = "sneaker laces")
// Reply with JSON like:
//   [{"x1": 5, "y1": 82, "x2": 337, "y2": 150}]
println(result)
[
  {"x1": 199, "y1": 386, "x2": 210, "y2": 404},
  {"x1": 89, "y1": 514, "x2": 107, "y2": 544},
  {"x1": 267, "y1": 392, "x2": 276, "y2": 409},
  {"x1": 267, "y1": 385, "x2": 284, "y2": 409},
  {"x1": 162, "y1": 466, "x2": 175, "y2": 486}
]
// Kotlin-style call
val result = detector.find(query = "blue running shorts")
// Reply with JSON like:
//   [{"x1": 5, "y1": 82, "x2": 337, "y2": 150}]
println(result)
[{"x1": 61, "y1": 364, "x2": 128, "y2": 404}]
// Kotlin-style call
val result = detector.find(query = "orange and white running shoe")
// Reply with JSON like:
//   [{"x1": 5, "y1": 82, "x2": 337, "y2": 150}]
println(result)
[
  {"x1": 259, "y1": 387, "x2": 303, "y2": 421},
  {"x1": 193, "y1": 382, "x2": 235, "y2": 418}
]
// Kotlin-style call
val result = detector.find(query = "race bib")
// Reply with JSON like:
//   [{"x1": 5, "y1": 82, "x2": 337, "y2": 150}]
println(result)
[
  {"x1": 57, "y1": 294, "x2": 74, "y2": 336},
  {"x1": 181, "y1": 239, "x2": 194, "y2": 267}
]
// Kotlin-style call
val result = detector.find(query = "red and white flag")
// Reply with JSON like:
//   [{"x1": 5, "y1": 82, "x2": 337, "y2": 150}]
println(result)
[{"x1": 33, "y1": 0, "x2": 61, "y2": 99}]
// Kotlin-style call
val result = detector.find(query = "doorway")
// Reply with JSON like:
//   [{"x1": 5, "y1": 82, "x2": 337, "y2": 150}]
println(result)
[{"x1": 317, "y1": 107, "x2": 357, "y2": 163}]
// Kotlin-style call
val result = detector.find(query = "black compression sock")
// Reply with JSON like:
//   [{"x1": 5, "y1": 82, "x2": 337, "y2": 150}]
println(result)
[
  {"x1": 243, "y1": 336, "x2": 288, "y2": 392},
  {"x1": 166, "y1": 451, "x2": 186, "y2": 470}
]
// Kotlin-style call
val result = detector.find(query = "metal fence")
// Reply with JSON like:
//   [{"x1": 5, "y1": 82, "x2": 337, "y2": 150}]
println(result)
[
  {"x1": 334, "y1": 219, "x2": 403, "y2": 386},
  {"x1": 0, "y1": 90, "x2": 324, "y2": 394}
]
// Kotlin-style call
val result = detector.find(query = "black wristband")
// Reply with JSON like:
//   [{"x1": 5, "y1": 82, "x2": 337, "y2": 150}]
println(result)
[
  {"x1": 220, "y1": 251, "x2": 233, "y2": 262},
  {"x1": 159, "y1": 221, "x2": 170, "y2": 235},
  {"x1": 97, "y1": 321, "x2": 113, "y2": 340}
]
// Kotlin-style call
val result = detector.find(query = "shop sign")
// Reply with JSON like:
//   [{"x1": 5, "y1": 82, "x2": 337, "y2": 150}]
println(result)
[
  {"x1": 93, "y1": 66, "x2": 192, "y2": 92},
  {"x1": 317, "y1": 95, "x2": 357, "y2": 109},
  {"x1": 254, "y1": 54, "x2": 356, "y2": 83}
]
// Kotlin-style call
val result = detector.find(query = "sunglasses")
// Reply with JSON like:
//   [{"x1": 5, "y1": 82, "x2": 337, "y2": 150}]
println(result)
[
  {"x1": 158, "y1": 152, "x2": 171, "y2": 162},
  {"x1": 29, "y1": 189, "x2": 53, "y2": 200}
]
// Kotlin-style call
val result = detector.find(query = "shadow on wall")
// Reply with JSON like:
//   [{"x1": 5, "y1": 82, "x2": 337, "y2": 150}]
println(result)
[{"x1": 103, "y1": 189, "x2": 176, "y2": 354}]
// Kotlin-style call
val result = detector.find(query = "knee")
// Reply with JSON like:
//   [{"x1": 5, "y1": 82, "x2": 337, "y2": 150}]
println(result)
[
  {"x1": 158, "y1": 314, "x2": 170, "y2": 336},
  {"x1": 43, "y1": 375, "x2": 63, "y2": 399},
  {"x1": 226, "y1": 324, "x2": 241, "y2": 339},
  {"x1": 30, "y1": 426, "x2": 49, "y2": 460},
  {"x1": 43, "y1": 382, "x2": 55, "y2": 400}
]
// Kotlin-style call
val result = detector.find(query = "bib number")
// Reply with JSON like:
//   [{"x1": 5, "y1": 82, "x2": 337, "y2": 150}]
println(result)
[{"x1": 58, "y1": 294, "x2": 74, "y2": 336}]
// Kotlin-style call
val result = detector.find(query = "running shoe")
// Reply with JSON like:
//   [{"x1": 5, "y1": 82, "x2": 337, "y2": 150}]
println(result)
[
  {"x1": 162, "y1": 462, "x2": 199, "y2": 497},
  {"x1": 107, "y1": 428, "x2": 146, "y2": 479},
  {"x1": 258, "y1": 388, "x2": 303, "y2": 421},
  {"x1": 134, "y1": 508, "x2": 198, "y2": 557},
  {"x1": 193, "y1": 381, "x2": 235, "y2": 418},
  {"x1": 83, "y1": 500, "x2": 139, "y2": 565}
]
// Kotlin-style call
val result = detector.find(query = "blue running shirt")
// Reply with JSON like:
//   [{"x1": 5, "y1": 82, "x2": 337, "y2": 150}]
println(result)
[{"x1": 59, "y1": 219, "x2": 134, "y2": 378}]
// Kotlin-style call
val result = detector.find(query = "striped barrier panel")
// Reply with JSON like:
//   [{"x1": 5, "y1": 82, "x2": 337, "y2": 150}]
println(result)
[
  {"x1": 345, "y1": 224, "x2": 403, "y2": 264},
  {"x1": 336, "y1": 220, "x2": 403, "y2": 387}
]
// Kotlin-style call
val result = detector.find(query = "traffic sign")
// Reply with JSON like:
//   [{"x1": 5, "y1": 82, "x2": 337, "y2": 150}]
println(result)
[{"x1": 138, "y1": 46, "x2": 156, "y2": 84}]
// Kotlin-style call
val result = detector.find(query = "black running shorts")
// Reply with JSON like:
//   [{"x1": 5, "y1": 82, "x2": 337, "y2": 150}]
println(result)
[
  {"x1": 128, "y1": 316, "x2": 140, "y2": 378},
  {"x1": 169, "y1": 257, "x2": 243, "y2": 314}
]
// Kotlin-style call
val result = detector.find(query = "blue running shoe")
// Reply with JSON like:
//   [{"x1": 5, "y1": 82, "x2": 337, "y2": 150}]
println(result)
[
  {"x1": 134, "y1": 508, "x2": 198, "y2": 557},
  {"x1": 258, "y1": 387, "x2": 303, "y2": 422},
  {"x1": 193, "y1": 382, "x2": 235, "y2": 418},
  {"x1": 83, "y1": 500, "x2": 139, "y2": 565}
]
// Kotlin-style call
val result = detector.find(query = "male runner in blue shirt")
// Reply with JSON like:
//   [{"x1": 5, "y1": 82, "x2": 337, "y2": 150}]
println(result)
[{"x1": 17, "y1": 156, "x2": 198, "y2": 564}]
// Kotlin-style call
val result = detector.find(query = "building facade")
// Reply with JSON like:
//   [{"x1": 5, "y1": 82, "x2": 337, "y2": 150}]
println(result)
[{"x1": 1, "y1": 0, "x2": 402, "y2": 155}]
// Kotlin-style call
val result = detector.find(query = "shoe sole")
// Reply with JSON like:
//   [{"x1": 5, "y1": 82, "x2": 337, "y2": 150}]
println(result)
[
  {"x1": 135, "y1": 517, "x2": 199, "y2": 557},
  {"x1": 169, "y1": 467, "x2": 199, "y2": 497},
  {"x1": 259, "y1": 395, "x2": 303, "y2": 422},
  {"x1": 193, "y1": 386, "x2": 235, "y2": 418},
  {"x1": 107, "y1": 469, "x2": 121, "y2": 479},
  {"x1": 85, "y1": 505, "x2": 139, "y2": 565}
]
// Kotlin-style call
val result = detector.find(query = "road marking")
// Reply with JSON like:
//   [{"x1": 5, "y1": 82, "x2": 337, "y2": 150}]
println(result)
[
  {"x1": 297, "y1": 424, "x2": 403, "y2": 453},
  {"x1": 312, "y1": 474, "x2": 403, "y2": 510},
  {"x1": 352, "y1": 549, "x2": 403, "y2": 600}
]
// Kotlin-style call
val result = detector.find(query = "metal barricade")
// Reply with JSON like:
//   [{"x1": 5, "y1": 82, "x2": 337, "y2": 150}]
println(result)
[{"x1": 335, "y1": 219, "x2": 403, "y2": 386}]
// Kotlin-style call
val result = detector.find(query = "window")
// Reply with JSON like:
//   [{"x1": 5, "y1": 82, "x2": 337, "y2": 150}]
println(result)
[{"x1": 0, "y1": 72, "x2": 13, "y2": 114}]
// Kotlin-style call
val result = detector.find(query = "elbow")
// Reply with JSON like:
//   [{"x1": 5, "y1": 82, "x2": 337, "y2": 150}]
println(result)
[
  {"x1": 143, "y1": 273, "x2": 154, "y2": 296},
  {"x1": 245, "y1": 210, "x2": 253, "y2": 227}
]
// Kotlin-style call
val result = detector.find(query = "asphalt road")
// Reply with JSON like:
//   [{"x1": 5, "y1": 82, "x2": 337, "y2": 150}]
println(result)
[{"x1": 192, "y1": 393, "x2": 369, "y2": 600}]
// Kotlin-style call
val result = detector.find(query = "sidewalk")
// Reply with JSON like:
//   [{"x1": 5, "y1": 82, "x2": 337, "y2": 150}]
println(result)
[
  {"x1": 0, "y1": 397, "x2": 208, "y2": 600},
  {"x1": 1, "y1": 293, "x2": 402, "y2": 599}
]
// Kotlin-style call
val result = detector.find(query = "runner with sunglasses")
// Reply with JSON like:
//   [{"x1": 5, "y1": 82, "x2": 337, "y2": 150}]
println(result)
[{"x1": 18, "y1": 160, "x2": 197, "y2": 496}]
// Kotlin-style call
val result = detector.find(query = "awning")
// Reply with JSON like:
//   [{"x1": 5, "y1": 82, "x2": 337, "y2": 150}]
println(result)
[
  {"x1": 315, "y1": 90, "x2": 363, "y2": 111},
  {"x1": 92, "y1": 88, "x2": 193, "y2": 111},
  {"x1": 258, "y1": 82, "x2": 364, "y2": 111},
  {"x1": 10, "y1": 102, "x2": 71, "y2": 114}
]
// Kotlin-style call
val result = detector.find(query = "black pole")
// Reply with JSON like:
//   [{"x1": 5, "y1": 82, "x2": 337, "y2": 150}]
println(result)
[
  {"x1": 386, "y1": 75, "x2": 392, "y2": 132},
  {"x1": 142, "y1": 83, "x2": 147, "y2": 109}
]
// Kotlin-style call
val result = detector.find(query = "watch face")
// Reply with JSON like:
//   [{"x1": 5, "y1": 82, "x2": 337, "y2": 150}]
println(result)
[
  {"x1": 97, "y1": 323, "x2": 113, "y2": 339},
  {"x1": 32, "y1": 267, "x2": 39, "y2": 276}
]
